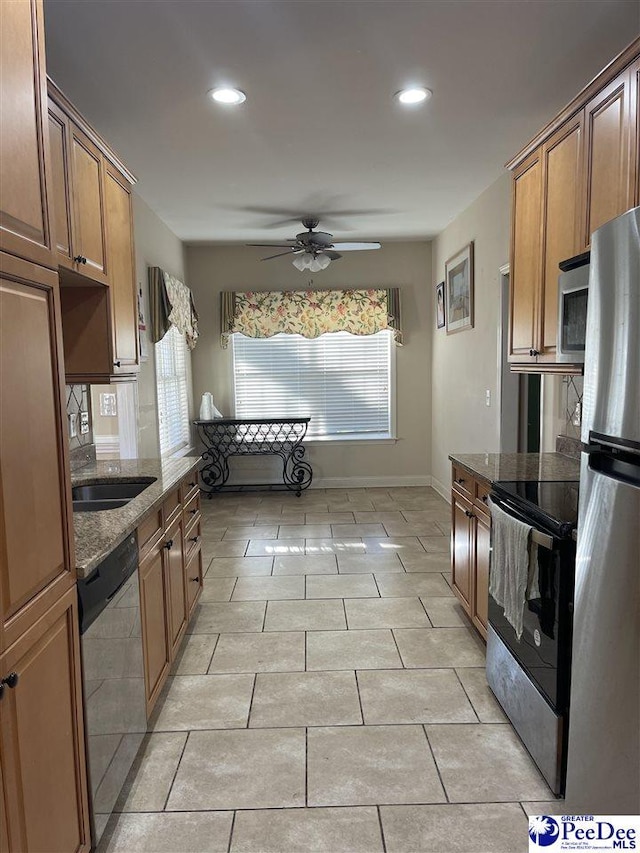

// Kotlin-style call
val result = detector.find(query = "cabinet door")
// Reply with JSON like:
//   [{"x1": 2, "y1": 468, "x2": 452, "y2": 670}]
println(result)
[
  {"x1": 0, "y1": 587, "x2": 90, "y2": 853},
  {"x1": 583, "y1": 68, "x2": 635, "y2": 246},
  {"x1": 0, "y1": 0, "x2": 54, "y2": 269},
  {"x1": 633, "y1": 59, "x2": 640, "y2": 207},
  {"x1": 139, "y1": 539, "x2": 170, "y2": 714},
  {"x1": 509, "y1": 150, "x2": 543, "y2": 361},
  {"x1": 185, "y1": 545, "x2": 203, "y2": 618},
  {"x1": 104, "y1": 166, "x2": 139, "y2": 371},
  {"x1": 472, "y1": 510, "x2": 491, "y2": 639},
  {"x1": 0, "y1": 253, "x2": 74, "y2": 651},
  {"x1": 539, "y1": 115, "x2": 584, "y2": 357},
  {"x1": 451, "y1": 491, "x2": 473, "y2": 613},
  {"x1": 47, "y1": 101, "x2": 76, "y2": 271},
  {"x1": 69, "y1": 124, "x2": 108, "y2": 284},
  {"x1": 165, "y1": 517, "x2": 186, "y2": 657}
]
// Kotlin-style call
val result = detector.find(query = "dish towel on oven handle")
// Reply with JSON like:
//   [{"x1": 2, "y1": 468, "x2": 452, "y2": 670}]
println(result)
[{"x1": 488, "y1": 498, "x2": 533, "y2": 640}]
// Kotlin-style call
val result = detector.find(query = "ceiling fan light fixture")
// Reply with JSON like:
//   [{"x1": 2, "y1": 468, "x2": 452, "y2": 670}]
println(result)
[
  {"x1": 209, "y1": 87, "x2": 246, "y2": 105},
  {"x1": 395, "y1": 87, "x2": 431, "y2": 105},
  {"x1": 316, "y1": 252, "x2": 331, "y2": 270},
  {"x1": 292, "y1": 253, "x2": 312, "y2": 271}
]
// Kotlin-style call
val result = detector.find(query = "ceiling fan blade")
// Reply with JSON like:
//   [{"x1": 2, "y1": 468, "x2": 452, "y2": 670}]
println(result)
[
  {"x1": 259, "y1": 250, "x2": 300, "y2": 261},
  {"x1": 246, "y1": 242, "x2": 298, "y2": 248},
  {"x1": 331, "y1": 242, "x2": 382, "y2": 251},
  {"x1": 325, "y1": 251, "x2": 342, "y2": 260}
]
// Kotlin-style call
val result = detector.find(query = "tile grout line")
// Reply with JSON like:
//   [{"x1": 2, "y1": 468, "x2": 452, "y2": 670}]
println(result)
[
  {"x1": 421, "y1": 723, "x2": 450, "y2": 804},
  {"x1": 452, "y1": 667, "x2": 482, "y2": 724},
  {"x1": 246, "y1": 672, "x2": 258, "y2": 728},
  {"x1": 376, "y1": 804, "x2": 388, "y2": 853},
  {"x1": 354, "y1": 669, "x2": 365, "y2": 725},
  {"x1": 417, "y1": 595, "x2": 435, "y2": 627},
  {"x1": 205, "y1": 633, "x2": 221, "y2": 674},
  {"x1": 226, "y1": 810, "x2": 236, "y2": 853},
  {"x1": 161, "y1": 729, "x2": 191, "y2": 811},
  {"x1": 389, "y1": 628, "x2": 406, "y2": 668}
]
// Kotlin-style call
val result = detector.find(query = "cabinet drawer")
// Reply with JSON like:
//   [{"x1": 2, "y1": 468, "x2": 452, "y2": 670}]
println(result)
[
  {"x1": 184, "y1": 517, "x2": 201, "y2": 563},
  {"x1": 181, "y1": 469, "x2": 200, "y2": 503},
  {"x1": 474, "y1": 480, "x2": 491, "y2": 512},
  {"x1": 137, "y1": 507, "x2": 162, "y2": 556},
  {"x1": 452, "y1": 466, "x2": 473, "y2": 499},
  {"x1": 162, "y1": 488, "x2": 181, "y2": 527},
  {"x1": 183, "y1": 488, "x2": 201, "y2": 526}
]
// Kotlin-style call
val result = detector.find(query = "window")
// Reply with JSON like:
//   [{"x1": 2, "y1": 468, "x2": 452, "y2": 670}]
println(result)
[
  {"x1": 232, "y1": 330, "x2": 394, "y2": 440},
  {"x1": 155, "y1": 325, "x2": 191, "y2": 456}
]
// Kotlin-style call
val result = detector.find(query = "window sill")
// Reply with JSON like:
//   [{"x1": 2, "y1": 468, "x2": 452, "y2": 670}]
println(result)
[{"x1": 304, "y1": 435, "x2": 397, "y2": 447}]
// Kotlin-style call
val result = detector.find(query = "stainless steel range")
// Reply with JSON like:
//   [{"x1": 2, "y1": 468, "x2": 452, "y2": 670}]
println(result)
[{"x1": 486, "y1": 478, "x2": 578, "y2": 795}]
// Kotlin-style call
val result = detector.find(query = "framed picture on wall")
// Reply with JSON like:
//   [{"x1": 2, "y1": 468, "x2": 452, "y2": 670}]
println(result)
[
  {"x1": 445, "y1": 241, "x2": 474, "y2": 334},
  {"x1": 436, "y1": 281, "x2": 445, "y2": 329}
]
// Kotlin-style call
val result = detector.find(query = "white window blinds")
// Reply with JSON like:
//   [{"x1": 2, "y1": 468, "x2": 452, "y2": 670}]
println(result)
[
  {"x1": 155, "y1": 325, "x2": 191, "y2": 456},
  {"x1": 232, "y1": 330, "x2": 393, "y2": 439}
]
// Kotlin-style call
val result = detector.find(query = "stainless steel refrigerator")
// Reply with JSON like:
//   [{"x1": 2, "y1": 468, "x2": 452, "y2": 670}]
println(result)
[{"x1": 564, "y1": 205, "x2": 640, "y2": 814}]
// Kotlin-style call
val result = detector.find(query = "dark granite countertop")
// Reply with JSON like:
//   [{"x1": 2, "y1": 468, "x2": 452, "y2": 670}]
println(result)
[
  {"x1": 448, "y1": 452, "x2": 580, "y2": 485},
  {"x1": 72, "y1": 456, "x2": 200, "y2": 578}
]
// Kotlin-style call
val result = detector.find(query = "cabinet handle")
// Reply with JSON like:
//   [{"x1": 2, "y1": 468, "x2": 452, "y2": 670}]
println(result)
[
  {"x1": 189, "y1": 535, "x2": 200, "y2": 544},
  {"x1": 73, "y1": 255, "x2": 83, "y2": 263},
  {"x1": 188, "y1": 481, "x2": 197, "y2": 488},
  {"x1": 456, "y1": 477, "x2": 465, "y2": 485},
  {"x1": 164, "y1": 539, "x2": 174, "y2": 550},
  {"x1": 529, "y1": 348, "x2": 539, "y2": 357},
  {"x1": 1, "y1": 672, "x2": 19, "y2": 689},
  {"x1": 189, "y1": 508, "x2": 198, "y2": 515},
  {"x1": 481, "y1": 495, "x2": 489, "y2": 504},
  {"x1": 190, "y1": 576, "x2": 200, "y2": 583},
  {"x1": 465, "y1": 509, "x2": 474, "y2": 518},
  {"x1": 114, "y1": 360, "x2": 121, "y2": 368}
]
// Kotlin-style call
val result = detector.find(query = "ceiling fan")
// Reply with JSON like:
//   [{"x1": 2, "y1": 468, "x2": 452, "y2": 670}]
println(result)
[{"x1": 246, "y1": 217, "x2": 382, "y2": 271}]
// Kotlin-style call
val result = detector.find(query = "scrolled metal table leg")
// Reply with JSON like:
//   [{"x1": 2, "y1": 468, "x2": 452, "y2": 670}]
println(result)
[{"x1": 282, "y1": 443, "x2": 313, "y2": 496}]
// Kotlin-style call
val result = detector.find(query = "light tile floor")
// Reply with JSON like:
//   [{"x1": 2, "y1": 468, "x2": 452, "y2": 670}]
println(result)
[{"x1": 99, "y1": 486, "x2": 556, "y2": 853}]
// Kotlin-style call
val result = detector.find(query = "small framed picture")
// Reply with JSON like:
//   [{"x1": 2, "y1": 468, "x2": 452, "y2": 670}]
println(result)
[
  {"x1": 445, "y1": 242, "x2": 474, "y2": 334},
  {"x1": 435, "y1": 281, "x2": 445, "y2": 329}
]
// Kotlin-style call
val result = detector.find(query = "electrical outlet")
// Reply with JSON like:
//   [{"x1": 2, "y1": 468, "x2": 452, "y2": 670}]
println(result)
[
  {"x1": 573, "y1": 401, "x2": 582, "y2": 427},
  {"x1": 68, "y1": 413, "x2": 77, "y2": 438},
  {"x1": 80, "y1": 411, "x2": 90, "y2": 435},
  {"x1": 485, "y1": 389, "x2": 491, "y2": 407}
]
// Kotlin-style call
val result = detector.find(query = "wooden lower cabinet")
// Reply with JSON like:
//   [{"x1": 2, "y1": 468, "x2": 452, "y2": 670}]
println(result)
[
  {"x1": 0, "y1": 586, "x2": 90, "y2": 852},
  {"x1": 138, "y1": 536, "x2": 170, "y2": 716},
  {"x1": 451, "y1": 467, "x2": 492, "y2": 640},
  {"x1": 138, "y1": 468, "x2": 202, "y2": 716}
]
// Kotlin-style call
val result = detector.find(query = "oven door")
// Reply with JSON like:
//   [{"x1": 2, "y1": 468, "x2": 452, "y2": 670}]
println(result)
[{"x1": 487, "y1": 494, "x2": 574, "y2": 712}]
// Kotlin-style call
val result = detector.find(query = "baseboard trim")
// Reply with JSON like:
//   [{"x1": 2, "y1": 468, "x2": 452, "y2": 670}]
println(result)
[
  {"x1": 311, "y1": 475, "x2": 432, "y2": 489},
  {"x1": 429, "y1": 475, "x2": 451, "y2": 503}
]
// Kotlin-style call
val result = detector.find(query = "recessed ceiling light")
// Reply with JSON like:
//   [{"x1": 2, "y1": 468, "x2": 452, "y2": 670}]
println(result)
[
  {"x1": 395, "y1": 87, "x2": 432, "y2": 105},
  {"x1": 209, "y1": 87, "x2": 246, "y2": 105}
]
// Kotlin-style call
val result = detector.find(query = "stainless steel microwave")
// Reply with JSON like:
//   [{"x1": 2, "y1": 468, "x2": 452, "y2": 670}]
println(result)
[{"x1": 557, "y1": 252, "x2": 590, "y2": 363}]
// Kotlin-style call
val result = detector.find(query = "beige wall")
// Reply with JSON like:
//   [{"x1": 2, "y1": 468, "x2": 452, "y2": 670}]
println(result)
[
  {"x1": 186, "y1": 242, "x2": 432, "y2": 486},
  {"x1": 430, "y1": 173, "x2": 511, "y2": 496},
  {"x1": 133, "y1": 193, "x2": 188, "y2": 458}
]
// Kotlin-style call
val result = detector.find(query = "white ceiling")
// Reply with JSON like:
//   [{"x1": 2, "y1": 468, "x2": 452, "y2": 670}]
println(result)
[{"x1": 43, "y1": 0, "x2": 638, "y2": 244}]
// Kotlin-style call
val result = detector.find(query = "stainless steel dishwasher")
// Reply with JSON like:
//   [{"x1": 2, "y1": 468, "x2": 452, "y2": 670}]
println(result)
[{"x1": 77, "y1": 534, "x2": 147, "y2": 846}]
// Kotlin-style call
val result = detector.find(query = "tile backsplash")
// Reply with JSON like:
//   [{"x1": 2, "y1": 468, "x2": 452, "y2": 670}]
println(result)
[
  {"x1": 66, "y1": 384, "x2": 96, "y2": 470},
  {"x1": 562, "y1": 375, "x2": 584, "y2": 440}
]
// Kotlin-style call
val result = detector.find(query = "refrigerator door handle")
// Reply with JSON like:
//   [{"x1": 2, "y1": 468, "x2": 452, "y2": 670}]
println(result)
[{"x1": 589, "y1": 451, "x2": 640, "y2": 489}]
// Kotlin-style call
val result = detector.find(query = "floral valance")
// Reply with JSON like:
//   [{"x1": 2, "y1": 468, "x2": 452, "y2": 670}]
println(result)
[
  {"x1": 220, "y1": 288, "x2": 402, "y2": 347},
  {"x1": 149, "y1": 267, "x2": 199, "y2": 349}
]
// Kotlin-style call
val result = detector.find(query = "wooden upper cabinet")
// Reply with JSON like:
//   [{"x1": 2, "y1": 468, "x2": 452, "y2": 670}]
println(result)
[
  {"x1": 583, "y1": 68, "x2": 635, "y2": 246},
  {"x1": 509, "y1": 151, "x2": 542, "y2": 361},
  {"x1": 0, "y1": 587, "x2": 90, "y2": 853},
  {"x1": 539, "y1": 115, "x2": 584, "y2": 357},
  {"x1": 0, "y1": 253, "x2": 74, "y2": 651},
  {"x1": 633, "y1": 58, "x2": 640, "y2": 206},
  {"x1": 105, "y1": 165, "x2": 139, "y2": 371},
  {"x1": 0, "y1": 0, "x2": 55, "y2": 269},
  {"x1": 69, "y1": 124, "x2": 109, "y2": 283},
  {"x1": 48, "y1": 102, "x2": 75, "y2": 267}
]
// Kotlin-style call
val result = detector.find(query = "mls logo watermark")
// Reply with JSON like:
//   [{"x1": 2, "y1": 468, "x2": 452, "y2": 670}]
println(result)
[{"x1": 529, "y1": 815, "x2": 640, "y2": 851}]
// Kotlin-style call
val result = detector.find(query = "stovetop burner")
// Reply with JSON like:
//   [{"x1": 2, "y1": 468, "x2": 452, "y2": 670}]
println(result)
[{"x1": 491, "y1": 479, "x2": 579, "y2": 537}]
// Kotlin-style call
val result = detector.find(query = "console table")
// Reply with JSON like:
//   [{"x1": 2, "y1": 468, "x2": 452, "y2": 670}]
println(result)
[{"x1": 194, "y1": 418, "x2": 313, "y2": 496}]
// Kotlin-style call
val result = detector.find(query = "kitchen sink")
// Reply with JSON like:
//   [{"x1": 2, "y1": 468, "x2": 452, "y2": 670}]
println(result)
[
  {"x1": 72, "y1": 499, "x2": 132, "y2": 512},
  {"x1": 71, "y1": 478, "x2": 156, "y2": 512}
]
